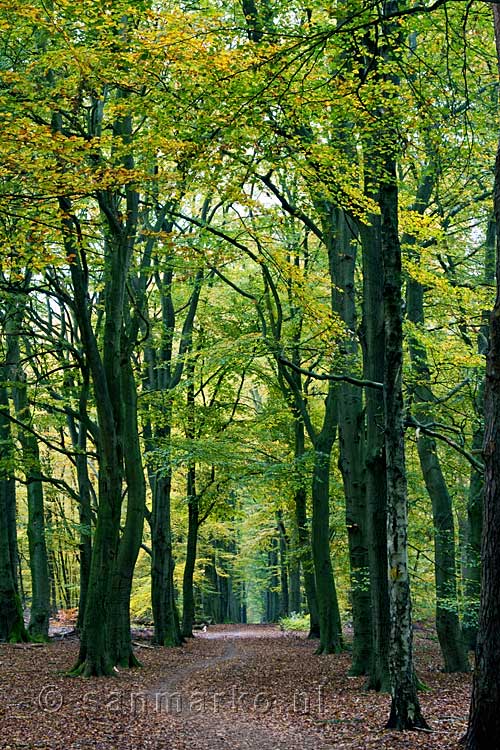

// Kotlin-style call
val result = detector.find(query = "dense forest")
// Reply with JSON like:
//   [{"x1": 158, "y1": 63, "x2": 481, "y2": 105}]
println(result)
[{"x1": 1, "y1": 1, "x2": 500, "y2": 748}]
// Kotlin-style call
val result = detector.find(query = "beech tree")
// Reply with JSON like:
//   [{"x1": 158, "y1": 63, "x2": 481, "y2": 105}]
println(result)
[{"x1": 465, "y1": 7, "x2": 500, "y2": 746}]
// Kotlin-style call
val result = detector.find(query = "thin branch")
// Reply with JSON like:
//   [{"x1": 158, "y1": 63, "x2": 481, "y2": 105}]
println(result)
[
  {"x1": 278, "y1": 355, "x2": 383, "y2": 389},
  {"x1": 406, "y1": 415, "x2": 483, "y2": 472}
]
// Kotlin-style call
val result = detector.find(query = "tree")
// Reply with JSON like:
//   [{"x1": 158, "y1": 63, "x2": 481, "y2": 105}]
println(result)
[
  {"x1": 464, "y1": 7, "x2": 500, "y2": 746},
  {"x1": 7, "y1": 286, "x2": 50, "y2": 641},
  {"x1": 0, "y1": 352, "x2": 28, "y2": 643}
]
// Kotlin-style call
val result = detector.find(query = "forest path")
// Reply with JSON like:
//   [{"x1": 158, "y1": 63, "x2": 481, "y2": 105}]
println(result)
[
  {"x1": 0, "y1": 624, "x2": 470, "y2": 750},
  {"x1": 147, "y1": 625, "x2": 335, "y2": 750}
]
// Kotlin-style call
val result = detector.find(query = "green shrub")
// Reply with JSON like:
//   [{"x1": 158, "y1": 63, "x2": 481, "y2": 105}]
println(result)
[{"x1": 279, "y1": 612, "x2": 310, "y2": 632}]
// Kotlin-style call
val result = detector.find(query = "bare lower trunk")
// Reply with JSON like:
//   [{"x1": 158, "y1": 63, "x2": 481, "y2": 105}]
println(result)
[
  {"x1": 465, "y1": 35, "x2": 500, "y2": 743},
  {"x1": 381, "y1": 159, "x2": 428, "y2": 730},
  {"x1": 359, "y1": 216, "x2": 391, "y2": 692},
  {"x1": 311, "y1": 439, "x2": 343, "y2": 654},
  {"x1": 0, "y1": 379, "x2": 28, "y2": 643},
  {"x1": 293, "y1": 418, "x2": 320, "y2": 638},
  {"x1": 151, "y1": 469, "x2": 183, "y2": 646}
]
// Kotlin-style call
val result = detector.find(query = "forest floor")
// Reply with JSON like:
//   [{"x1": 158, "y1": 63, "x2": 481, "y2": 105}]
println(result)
[{"x1": 0, "y1": 623, "x2": 471, "y2": 750}]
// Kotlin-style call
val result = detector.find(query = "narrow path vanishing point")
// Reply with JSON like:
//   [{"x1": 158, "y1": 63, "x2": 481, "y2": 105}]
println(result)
[{"x1": 147, "y1": 626, "x2": 335, "y2": 750}]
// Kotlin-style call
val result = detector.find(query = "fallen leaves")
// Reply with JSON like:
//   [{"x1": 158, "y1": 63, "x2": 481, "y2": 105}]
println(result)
[{"x1": 0, "y1": 624, "x2": 470, "y2": 750}]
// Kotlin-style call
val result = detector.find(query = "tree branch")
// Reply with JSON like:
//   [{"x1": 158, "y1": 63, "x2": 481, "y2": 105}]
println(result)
[{"x1": 278, "y1": 355, "x2": 383, "y2": 389}]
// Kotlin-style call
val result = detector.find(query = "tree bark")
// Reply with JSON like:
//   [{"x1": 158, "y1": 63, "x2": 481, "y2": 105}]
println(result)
[
  {"x1": 381, "y1": 158, "x2": 428, "y2": 730},
  {"x1": 11, "y1": 366, "x2": 50, "y2": 641},
  {"x1": 359, "y1": 214, "x2": 391, "y2": 691},
  {"x1": 265, "y1": 535, "x2": 281, "y2": 623},
  {"x1": 277, "y1": 511, "x2": 290, "y2": 617},
  {"x1": 463, "y1": 216, "x2": 494, "y2": 650},
  {"x1": 0, "y1": 375, "x2": 28, "y2": 643},
  {"x1": 311, "y1": 431, "x2": 343, "y2": 654},
  {"x1": 150, "y1": 464, "x2": 183, "y2": 646},
  {"x1": 289, "y1": 557, "x2": 301, "y2": 615},
  {"x1": 465, "y1": 15, "x2": 500, "y2": 741},
  {"x1": 329, "y1": 207, "x2": 372, "y2": 675},
  {"x1": 108, "y1": 358, "x2": 145, "y2": 667},
  {"x1": 182, "y1": 366, "x2": 199, "y2": 639},
  {"x1": 182, "y1": 467, "x2": 199, "y2": 638},
  {"x1": 143, "y1": 262, "x2": 203, "y2": 646},
  {"x1": 407, "y1": 276, "x2": 469, "y2": 673},
  {"x1": 293, "y1": 412, "x2": 320, "y2": 638}
]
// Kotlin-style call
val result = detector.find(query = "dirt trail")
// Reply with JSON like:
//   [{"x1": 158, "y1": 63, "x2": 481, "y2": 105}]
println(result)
[
  {"x1": 147, "y1": 625, "x2": 335, "y2": 750},
  {"x1": 0, "y1": 623, "x2": 471, "y2": 750}
]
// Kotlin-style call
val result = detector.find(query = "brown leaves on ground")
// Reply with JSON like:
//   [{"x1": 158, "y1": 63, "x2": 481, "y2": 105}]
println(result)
[{"x1": 0, "y1": 624, "x2": 470, "y2": 750}]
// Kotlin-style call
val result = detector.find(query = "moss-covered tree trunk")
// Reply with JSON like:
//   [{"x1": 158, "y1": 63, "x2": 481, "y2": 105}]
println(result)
[
  {"x1": 0, "y1": 375, "x2": 28, "y2": 644},
  {"x1": 465, "y1": 19, "x2": 500, "y2": 740},
  {"x1": 311, "y1": 427, "x2": 343, "y2": 654},
  {"x1": 56, "y1": 86, "x2": 142, "y2": 673},
  {"x1": 12, "y1": 371, "x2": 50, "y2": 641},
  {"x1": 407, "y1": 279, "x2": 469, "y2": 673},
  {"x1": 108, "y1": 358, "x2": 145, "y2": 667},
  {"x1": 463, "y1": 216, "x2": 494, "y2": 650},
  {"x1": 381, "y1": 156, "x2": 428, "y2": 730},
  {"x1": 151, "y1": 465, "x2": 183, "y2": 646},
  {"x1": 328, "y1": 207, "x2": 372, "y2": 675},
  {"x1": 277, "y1": 511, "x2": 290, "y2": 617},
  {"x1": 293, "y1": 403, "x2": 320, "y2": 638},
  {"x1": 182, "y1": 366, "x2": 199, "y2": 639},
  {"x1": 359, "y1": 214, "x2": 391, "y2": 692},
  {"x1": 60, "y1": 184, "x2": 137, "y2": 674},
  {"x1": 65, "y1": 373, "x2": 93, "y2": 632},
  {"x1": 182, "y1": 466, "x2": 199, "y2": 639}
]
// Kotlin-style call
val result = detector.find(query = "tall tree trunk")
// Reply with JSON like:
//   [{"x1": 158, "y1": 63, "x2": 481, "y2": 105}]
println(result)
[
  {"x1": 11, "y1": 372, "x2": 50, "y2": 641},
  {"x1": 58, "y1": 95, "x2": 141, "y2": 674},
  {"x1": 75, "y1": 424, "x2": 92, "y2": 632},
  {"x1": 5, "y1": 290, "x2": 50, "y2": 640},
  {"x1": 359, "y1": 215, "x2": 391, "y2": 691},
  {"x1": 108, "y1": 358, "x2": 145, "y2": 667},
  {"x1": 277, "y1": 511, "x2": 290, "y2": 617},
  {"x1": 381, "y1": 157, "x2": 428, "y2": 730},
  {"x1": 240, "y1": 581, "x2": 247, "y2": 623},
  {"x1": 407, "y1": 278, "x2": 468, "y2": 673},
  {"x1": 330, "y1": 207, "x2": 372, "y2": 675},
  {"x1": 463, "y1": 216, "x2": 494, "y2": 649},
  {"x1": 61, "y1": 219, "x2": 130, "y2": 674},
  {"x1": 293, "y1": 416, "x2": 320, "y2": 638},
  {"x1": 465, "y1": 15, "x2": 500, "y2": 743},
  {"x1": 203, "y1": 550, "x2": 222, "y2": 623},
  {"x1": 311, "y1": 429, "x2": 343, "y2": 654},
  {"x1": 266, "y1": 535, "x2": 280, "y2": 622},
  {"x1": 151, "y1": 467, "x2": 183, "y2": 646},
  {"x1": 0, "y1": 376, "x2": 28, "y2": 643},
  {"x1": 289, "y1": 557, "x2": 301, "y2": 615},
  {"x1": 182, "y1": 367, "x2": 199, "y2": 639},
  {"x1": 144, "y1": 404, "x2": 182, "y2": 646},
  {"x1": 143, "y1": 261, "x2": 202, "y2": 646},
  {"x1": 66, "y1": 376, "x2": 93, "y2": 632},
  {"x1": 182, "y1": 467, "x2": 199, "y2": 638},
  {"x1": 25, "y1": 459, "x2": 50, "y2": 640}
]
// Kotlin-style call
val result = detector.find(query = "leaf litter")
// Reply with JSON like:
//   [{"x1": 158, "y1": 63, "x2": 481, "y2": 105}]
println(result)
[{"x1": 0, "y1": 624, "x2": 470, "y2": 750}]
